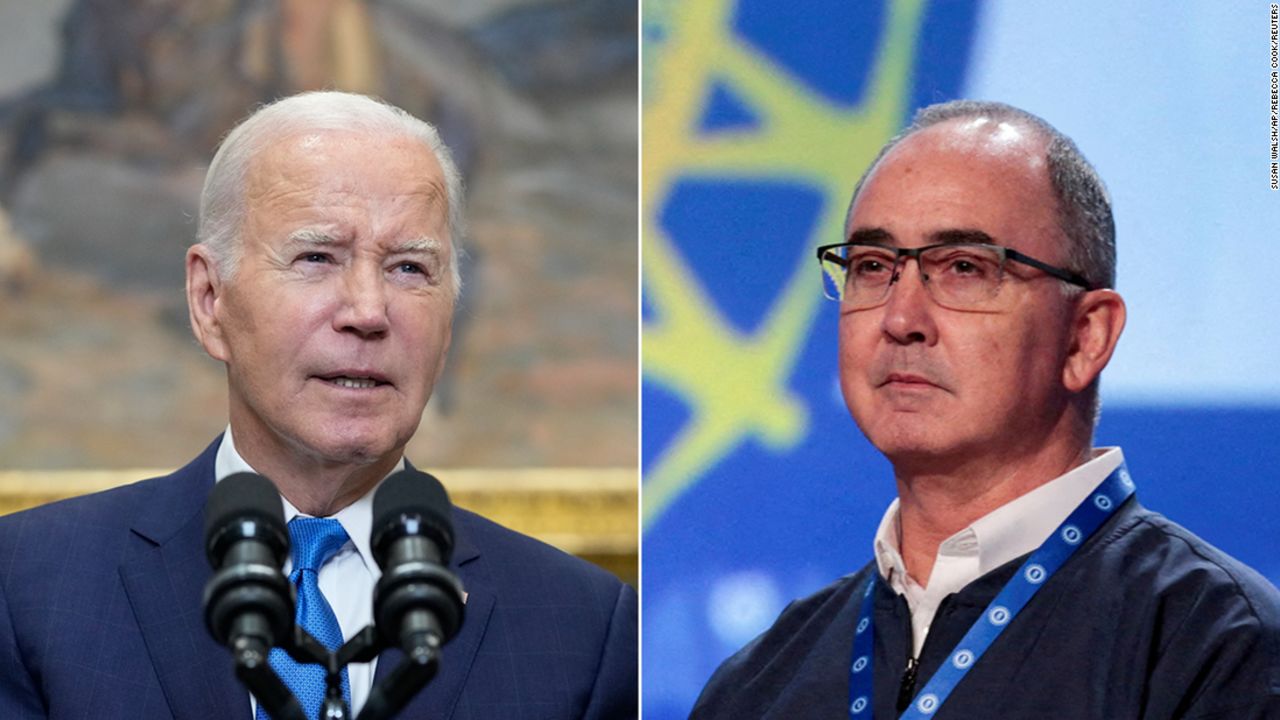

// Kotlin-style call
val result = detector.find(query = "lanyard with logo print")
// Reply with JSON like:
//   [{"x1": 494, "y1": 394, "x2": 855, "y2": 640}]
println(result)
[{"x1": 847, "y1": 464, "x2": 1135, "y2": 719}]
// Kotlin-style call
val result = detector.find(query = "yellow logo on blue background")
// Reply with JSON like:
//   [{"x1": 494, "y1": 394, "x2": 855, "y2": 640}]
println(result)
[
  {"x1": 640, "y1": 2, "x2": 981, "y2": 716},
  {"x1": 642, "y1": 0, "x2": 965, "y2": 525}
]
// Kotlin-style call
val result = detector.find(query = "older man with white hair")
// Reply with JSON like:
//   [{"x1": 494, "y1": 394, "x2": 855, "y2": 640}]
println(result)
[{"x1": 0, "y1": 91, "x2": 637, "y2": 720}]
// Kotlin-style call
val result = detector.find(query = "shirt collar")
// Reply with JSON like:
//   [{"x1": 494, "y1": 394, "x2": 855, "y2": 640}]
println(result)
[
  {"x1": 214, "y1": 426, "x2": 405, "y2": 576},
  {"x1": 873, "y1": 447, "x2": 1125, "y2": 587},
  {"x1": 873, "y1": 497, "x2": 909, "y2": 586}
]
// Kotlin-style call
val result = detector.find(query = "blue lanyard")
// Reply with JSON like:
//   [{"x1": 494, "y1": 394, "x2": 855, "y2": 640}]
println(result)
[{"x1": 848, "y1": 464, "x2": 1135, "y2": 719}]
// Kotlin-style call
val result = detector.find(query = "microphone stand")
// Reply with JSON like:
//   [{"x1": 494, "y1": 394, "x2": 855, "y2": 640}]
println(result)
[
  {"x1": 238, "y1": 623, "x2": 441, "y2": 720},
  {"x1": 330, "y1": 624, "x2": 446, "y2": 720},
  {"x1": 232, "y1": 633, "x2": 307, "y2": 720},
  {"x1": 353, "y1": 630, "x2": 442, "y2": 720}
]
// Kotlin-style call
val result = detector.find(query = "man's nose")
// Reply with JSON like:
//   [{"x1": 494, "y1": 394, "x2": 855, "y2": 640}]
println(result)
[
  {"x1": 334, "y1": 264, "x2": 391, "y2": 337},
  {"x1": 879, "y1": 258, "x2": 938, "y2": 345}
]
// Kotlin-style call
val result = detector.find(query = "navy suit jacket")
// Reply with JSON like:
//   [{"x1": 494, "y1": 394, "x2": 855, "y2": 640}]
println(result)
[{"x1": 0, "y1": 439, "x2": 637, "y2": 719}]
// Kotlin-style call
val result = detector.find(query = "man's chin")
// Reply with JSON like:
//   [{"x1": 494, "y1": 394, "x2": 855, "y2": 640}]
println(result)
[
  {"x1": 290, "y1": 427, "x2": 406, "y2": 468},
  {"x1": 856, "y1": 416, "x2": 957, "y2": 462}
]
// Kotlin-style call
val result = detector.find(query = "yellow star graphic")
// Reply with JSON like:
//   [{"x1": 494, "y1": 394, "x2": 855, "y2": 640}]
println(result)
[{"x1": 642, "y1": 0, "x2": 927, "y2": 527}]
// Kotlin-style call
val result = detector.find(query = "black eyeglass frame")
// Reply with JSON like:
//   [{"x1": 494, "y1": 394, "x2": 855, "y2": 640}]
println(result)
[{"x1": 815, "y1": 241, "x2": 1094, "y2": 304}]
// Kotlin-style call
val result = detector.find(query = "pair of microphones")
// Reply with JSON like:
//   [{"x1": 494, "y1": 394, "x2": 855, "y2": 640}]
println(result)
[{"x1": 202, "y1": 469, "x2": 466, "y2": 720}]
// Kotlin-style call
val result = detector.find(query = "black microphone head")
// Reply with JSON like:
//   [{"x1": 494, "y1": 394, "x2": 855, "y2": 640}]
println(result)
[
  {"x1": 204, "y1": 472, "x2": 287, "y2": 568},
  {"x1": 372, "y1": 469, "x2": 454, "y2": 568}
]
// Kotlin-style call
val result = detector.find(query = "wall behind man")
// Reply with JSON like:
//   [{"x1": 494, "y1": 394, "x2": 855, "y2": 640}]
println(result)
[
  {"x1": 641, "y1": 1, "x2": 1280, "y2": 717},
  {"x1": 0, "y1": 0, "x2": 637, "y2": 471}
]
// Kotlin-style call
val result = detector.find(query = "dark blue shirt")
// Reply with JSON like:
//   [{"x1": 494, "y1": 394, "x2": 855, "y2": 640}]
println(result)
[{"x1": 692, "y1": 499, "x2": 1280, "y2": 719}]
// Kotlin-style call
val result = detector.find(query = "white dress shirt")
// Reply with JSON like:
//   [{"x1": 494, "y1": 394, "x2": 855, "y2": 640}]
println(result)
[
  {"x1": 215, "y1": 428, "x2": 401, "y2": 717},
  {"x1": 872, "y1": 447, "x2": 1125, "y2": 656}
]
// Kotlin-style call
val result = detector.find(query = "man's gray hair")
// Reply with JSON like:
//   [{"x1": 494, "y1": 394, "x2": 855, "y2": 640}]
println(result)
[
  {"x1": 847, "y1": 99, "x2": 1115, "y2": 291},
  {"x1": 196, "y1": 91, "x2": 465, "y2": 295}
]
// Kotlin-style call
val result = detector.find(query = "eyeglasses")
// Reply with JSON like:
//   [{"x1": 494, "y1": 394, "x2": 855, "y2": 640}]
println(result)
[{"x1": 815, "y1": 241, "x2": 1093, "y2": 310}]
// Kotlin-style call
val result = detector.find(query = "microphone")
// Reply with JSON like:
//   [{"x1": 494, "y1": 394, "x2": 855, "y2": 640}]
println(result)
[
  {"x1": 371, "y1": 470, "x2": 466, "y2": 661},
  {"x1": 202, "y1": 472, "x2": 294, "y2": 661}
]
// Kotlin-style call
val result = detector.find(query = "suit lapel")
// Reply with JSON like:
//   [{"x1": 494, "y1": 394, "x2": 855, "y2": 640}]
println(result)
[
  {"x1": 121, "y1": 439, "x2": 247, "y2": 720},
  {"x1": 373, "y1": 511, "x2": 492, "y2": 720}
]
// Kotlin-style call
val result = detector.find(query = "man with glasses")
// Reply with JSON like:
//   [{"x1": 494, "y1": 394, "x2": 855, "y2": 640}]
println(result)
[{"x1": 692, "y1": 100, "x2": 1280, "y2": 719}]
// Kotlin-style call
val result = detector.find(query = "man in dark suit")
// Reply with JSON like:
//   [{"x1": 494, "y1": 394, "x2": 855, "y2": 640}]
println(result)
[
  {"x1": 0, "y1": 91, "x2": 636, "y2": 719},
  {"x1": 692, "y1": 100, "x2": 1280, "y2": 718}
]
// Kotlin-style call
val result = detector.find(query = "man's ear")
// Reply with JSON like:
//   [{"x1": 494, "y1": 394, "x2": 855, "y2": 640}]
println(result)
[
  {"x1": 1062, "y1": 288, "x2": 1126, "y2": 393},
  {"x1": 186, "y1": 244, "x2": 230, "y2": 362}
]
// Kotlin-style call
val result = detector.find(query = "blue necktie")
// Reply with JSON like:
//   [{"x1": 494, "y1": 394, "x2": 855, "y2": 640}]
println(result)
[{"x1": 257, "y1": 517, "x2": 353, "y2": 720}]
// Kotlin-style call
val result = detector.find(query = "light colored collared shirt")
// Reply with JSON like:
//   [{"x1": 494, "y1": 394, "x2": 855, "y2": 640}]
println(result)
[
  {"x1": 873, "y1": 447, "x2": 1124, "y2": 656},
  {"x1": 215, "y1": 427, "x2": 403, "y2": 717}
]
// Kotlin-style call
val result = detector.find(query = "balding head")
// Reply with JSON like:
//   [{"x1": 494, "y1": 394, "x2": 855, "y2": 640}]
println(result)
[{"x1": 846, "y1": 100, "x2": 1114, "y2": 292}]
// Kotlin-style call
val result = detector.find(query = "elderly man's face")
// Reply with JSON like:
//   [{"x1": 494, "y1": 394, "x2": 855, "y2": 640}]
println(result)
[
  {"x1": 204, "y1": 129, "x2": 454, "y2": 466},
  {"x1": 839, "y1": 119, "x2": 1079, "y2": 467}
]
